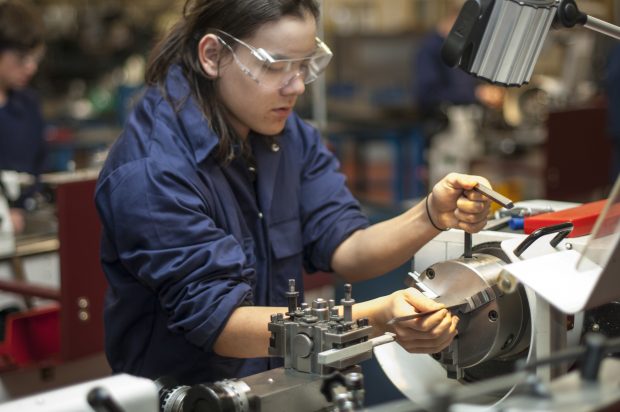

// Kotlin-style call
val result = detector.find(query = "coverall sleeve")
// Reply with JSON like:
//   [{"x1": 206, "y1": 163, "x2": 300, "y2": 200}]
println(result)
[
  {"x1": 96, "y1": 157, "x2": 254, "y2": 352},
  {"x1": 296, "y1": 123, "x2": 370, "y2": 273}
]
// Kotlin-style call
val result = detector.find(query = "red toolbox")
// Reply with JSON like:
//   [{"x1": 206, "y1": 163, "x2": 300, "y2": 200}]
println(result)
[{"x1": 524, "y1": 200, "x2": 606, "y2": 238}]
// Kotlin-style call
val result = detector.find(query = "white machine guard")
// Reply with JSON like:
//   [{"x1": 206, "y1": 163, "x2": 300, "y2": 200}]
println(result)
[{"x1": 501, "y1": 176, "x2": 620, "y2": 314}]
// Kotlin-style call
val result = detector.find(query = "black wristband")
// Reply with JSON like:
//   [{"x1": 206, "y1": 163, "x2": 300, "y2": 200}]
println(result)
[{"x1": 425, "y1": 195, "x2": 449, "y2": 231}]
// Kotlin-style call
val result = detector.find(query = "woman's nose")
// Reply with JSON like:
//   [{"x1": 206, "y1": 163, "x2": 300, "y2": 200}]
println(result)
[{"x1": 280, "y1": 72, "x2": 306, "y2": 95}]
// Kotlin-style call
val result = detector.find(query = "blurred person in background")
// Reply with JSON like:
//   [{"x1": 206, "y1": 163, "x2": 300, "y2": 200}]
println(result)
[
  {"x1": 605, "y1": 43, "x2": 620, "y2": 182},
  {"x1": 0, "y1": 0, "x2": 47, "y2": 235},
  {"x1": 413, "y1": 0, "x2": 504, "y2": 139}
]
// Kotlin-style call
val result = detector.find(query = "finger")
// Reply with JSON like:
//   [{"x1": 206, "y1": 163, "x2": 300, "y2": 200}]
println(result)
[
  {"x1": 397, "y1": 311, "x2": 454, "y2": 339},
  {"x1": 410, "y1": 309, "x2": 449, "y2": 332},
  {"x1": 444, "y1": 173, "x2": 491, "y2": 192},
  {"x1": 428, "y1": 312, "x2": 454, "y2": 337},
  {"x1": 462, "y1": 189, "x2": 488, "y2": 202},
  {"x1": 402, "y1": 289, "x2": 445, "y2": 312},
  {"x1": 456, "y1": 196, "x2": 490, "y2": 214},
  {"x1": 399, "y1": 320, "x2": 458, "y2": 352},
  {"x1": 394, "y1": 328, "x2": 443, "y2": 341},
  {"x1": 456, "y1": 210, "x2": 490, "y2": 229},
  {"x1": 399, "y1": 333, "x2": 457, "y2": 353},
  {"x1": 396, "y1": 311, "x2": 447, "y2": 332},
  {"x1": 454, "y1": 209, "x2": 489, "y2": 225},
  {"x1": 451, "y1": 316, "x2": 460, "y2": 334},
  {"x1": 459, "y1": 220, "x2": 489, "y2": 234}
]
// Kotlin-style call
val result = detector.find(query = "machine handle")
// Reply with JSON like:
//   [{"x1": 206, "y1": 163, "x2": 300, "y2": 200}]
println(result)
[
  {"x1": 513, "y1": 222, "x2": 574, "y2": 258},
  {"x1": 87, "y1": 387, "x2": 126, "y2": 412},
  {"x1": 464, "y1": 183, "x2": 515, "y2": 258}
]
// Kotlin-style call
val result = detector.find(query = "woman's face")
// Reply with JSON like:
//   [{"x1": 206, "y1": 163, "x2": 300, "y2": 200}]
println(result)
[{"x1": 215, "y1": 13, "x2": 318, "y2": 139}]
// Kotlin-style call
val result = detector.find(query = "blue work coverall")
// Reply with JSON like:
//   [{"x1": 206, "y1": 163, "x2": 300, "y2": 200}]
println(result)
[
  {"x1": 95, "y1": 66, "x2": 369, "y2": 384},
  {"x1": 0, "y1": 88, "x2": 47, "y2": 206}
]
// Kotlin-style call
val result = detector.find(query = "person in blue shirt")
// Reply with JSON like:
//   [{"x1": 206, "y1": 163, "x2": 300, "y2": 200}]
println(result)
[
  {"x1": 95, "y1": 0, "x2": 493, "y2": 385},
  {"x1": 413, "y1": 0, "x2": 504, "y2": 138},
  {"x1": 0, "y1": 0, "x2": 47, "y2": 234},
  {"x1": 605, "y1": 44, "x2": 620, "y2": 181}
]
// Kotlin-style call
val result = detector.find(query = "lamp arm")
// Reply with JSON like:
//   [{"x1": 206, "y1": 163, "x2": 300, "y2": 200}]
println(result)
[
  {"x1": 584, "y1": 16, "x2": 620, "y2": 41},
  {"x1": 557, "y1": 0, "x2": 620, "y2": 40}
]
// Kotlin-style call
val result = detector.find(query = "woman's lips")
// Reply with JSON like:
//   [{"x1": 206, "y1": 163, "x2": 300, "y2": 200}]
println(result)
[{"x1": 273, "y1": 107, "x2": 292, "y2": 117}]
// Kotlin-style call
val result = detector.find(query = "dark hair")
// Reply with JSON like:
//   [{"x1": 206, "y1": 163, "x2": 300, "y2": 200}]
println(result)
[
  {"x1": 146, "y1": 0, "x2": 321, "y2": 163},
  {"x1": 0, "y1": 0, "x2": 45, "y2": 52}
]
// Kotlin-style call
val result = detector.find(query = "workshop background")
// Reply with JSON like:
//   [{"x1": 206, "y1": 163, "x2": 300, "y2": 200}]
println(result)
[{"x1": 0, "y1": 0, "x2": 619, "y2": 407}]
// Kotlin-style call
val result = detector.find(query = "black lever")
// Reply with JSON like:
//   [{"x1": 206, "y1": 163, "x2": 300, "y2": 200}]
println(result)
[
  {"x1": 513, "y1": 222, "x2": 574, "y2": 258},
  {"x1": 87, "y1": 387, "x2": 126, "y2": 412},
  {"x1": 464, "y1": 183, "x2": 514, "y2": 259}
]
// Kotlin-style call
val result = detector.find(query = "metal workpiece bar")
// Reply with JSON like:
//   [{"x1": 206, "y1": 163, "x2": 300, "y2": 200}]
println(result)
[
  {"x1": 371, "y1": 332, "x2": 396, "y2": 346},
  {"x1": 585, "y1": 16, "x2": 620, "y2": 40},
  {"x1": 473, "y1": 183, "x2": 514, "y2": 209},
  {"x1": 317, "y1": 333, "x2": 395, "y2": 366}
]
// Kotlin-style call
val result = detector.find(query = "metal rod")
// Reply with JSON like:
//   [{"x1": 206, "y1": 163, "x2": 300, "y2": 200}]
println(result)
[
  {"x1": 0, "y1": 279, "x2": 60, "y2": 300},
  {"x1": 464, "y1": 232, "x2": 473, "y2": 258},
  {"x1": 584, "y1": 15, "x2": 620, "y2": 41}
]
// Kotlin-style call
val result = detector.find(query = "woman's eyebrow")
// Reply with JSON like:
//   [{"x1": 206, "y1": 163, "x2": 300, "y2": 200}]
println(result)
[{"x1": 267, "y1": 48, "x2": 317, "y2": 60}]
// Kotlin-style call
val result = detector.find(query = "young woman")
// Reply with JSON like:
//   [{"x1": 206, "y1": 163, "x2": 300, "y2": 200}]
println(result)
[{"x1": 95, "y1": 0, "x2": 491, "y2": 384}]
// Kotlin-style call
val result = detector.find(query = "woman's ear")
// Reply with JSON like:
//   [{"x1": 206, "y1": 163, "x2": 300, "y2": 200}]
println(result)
[{"x1": 198, "y1": 34, "x2": 222, "y2": 78}]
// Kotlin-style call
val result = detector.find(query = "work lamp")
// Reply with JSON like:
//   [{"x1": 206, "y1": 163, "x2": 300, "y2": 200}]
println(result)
[{"x1": 442, "y1": 0, "x2": 620, "y2": 87}]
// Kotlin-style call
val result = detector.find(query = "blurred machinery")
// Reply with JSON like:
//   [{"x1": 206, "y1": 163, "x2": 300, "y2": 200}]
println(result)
[
  {"x1": 0, "y1": 172, "x2": 20, "y2": 257},
  {"x1": 0, "y1": 174, "x2": 110, "y2": 399}
]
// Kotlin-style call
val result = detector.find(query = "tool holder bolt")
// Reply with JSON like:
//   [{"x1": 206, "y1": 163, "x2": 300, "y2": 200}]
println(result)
[
  {"x1": 286, "y1": 279, "x2": 300, "y2": 315},
  {"x1": 341, "y1": 284, "x2": 355, "y2": 322}
]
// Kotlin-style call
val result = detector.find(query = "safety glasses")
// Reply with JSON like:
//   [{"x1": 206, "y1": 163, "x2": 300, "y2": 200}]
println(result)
[{"x1": 214, "y1": 29, "x2": 332, "y2": 90}]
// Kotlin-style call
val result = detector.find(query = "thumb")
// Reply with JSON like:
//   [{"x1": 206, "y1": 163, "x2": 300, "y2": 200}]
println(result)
[{"x1": 402, "y1": 288, "x2": 445, "y2": 312}]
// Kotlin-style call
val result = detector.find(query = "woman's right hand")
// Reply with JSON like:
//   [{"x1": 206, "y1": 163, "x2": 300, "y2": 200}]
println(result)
[{"x1": 379, "y1": 288, "x2": 458, "y2": 354}]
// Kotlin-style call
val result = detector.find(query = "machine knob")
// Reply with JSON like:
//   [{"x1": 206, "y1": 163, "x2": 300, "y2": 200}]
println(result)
[
  {"x1": 293, "y1": 333, "x2": 314, "y2": 358},
  {"x1": 345, "y1": 372, "x2": 364, "y2": 390},
  {"x1": 312, "y1": 298, "x2": 329, "y2": 321}
]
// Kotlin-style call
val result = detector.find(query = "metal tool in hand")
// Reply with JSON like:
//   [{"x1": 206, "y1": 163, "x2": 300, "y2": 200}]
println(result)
[
  {"x1": 387, "y1": 285, "x2": 502, "y2": 325},
  {"x1": 386, "y1": 302, "x2": 466, "y2": 325},
  {"x1": 464, "y1": 183, "x2": 515, "y2": 258},
  {"x1": 473, "y1": 183, "x2": 514, "y2": 210}
]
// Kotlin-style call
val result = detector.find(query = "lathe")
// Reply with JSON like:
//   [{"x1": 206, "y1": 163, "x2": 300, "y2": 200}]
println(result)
[{"x1": 2, "y1": 187, "x2": 620, "y2": 412}]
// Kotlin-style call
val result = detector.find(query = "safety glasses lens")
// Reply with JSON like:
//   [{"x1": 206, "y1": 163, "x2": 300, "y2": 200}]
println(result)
[{"x1": 216, "y1": 30, "x2": 332, "y2": 89}]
